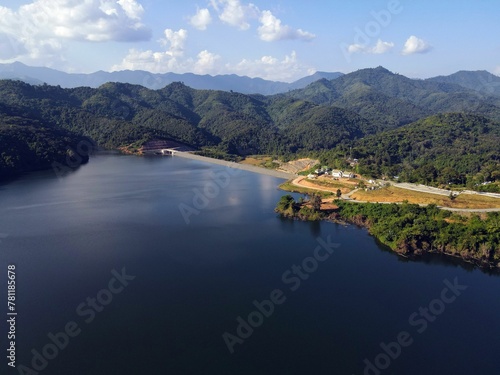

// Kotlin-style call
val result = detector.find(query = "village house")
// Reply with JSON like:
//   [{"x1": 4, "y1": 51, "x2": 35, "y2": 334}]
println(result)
[{"x1": 331, "y1": 170, "x2": 355, "y2": 179}]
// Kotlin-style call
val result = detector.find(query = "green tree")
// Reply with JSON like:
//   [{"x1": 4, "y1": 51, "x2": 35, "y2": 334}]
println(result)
[
  {"x1": 311, "y1": 194, "x2": 322, "y2": 211},
  {"x1": 277, "y1": 195, "x2": 295, "y2": 211}
]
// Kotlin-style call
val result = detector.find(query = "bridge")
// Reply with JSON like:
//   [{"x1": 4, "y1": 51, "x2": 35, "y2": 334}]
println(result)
[
  {"x1": 160, "y1": 148, "x2": 179, "y2": 155},
  {"x1": 143, "y1": 148, "x2": 180, "y2": 155}
]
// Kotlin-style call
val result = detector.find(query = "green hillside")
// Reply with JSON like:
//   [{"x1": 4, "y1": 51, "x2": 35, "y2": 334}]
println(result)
[
  {"x1": 0, "y1": 114, "x2": 92, "y2": 179},
  {"x1": 286, "y1": 66, "x2": 500, "y2": 128},
  {"x1": 427, "y1": 70, "x2": 500, "y2": 97},
  {"x1": 1, "y1": 68, "x2": 500, "y2": 184},
  {"x1": 337, "y1": 113, "x2": 500, "y2": 186}
]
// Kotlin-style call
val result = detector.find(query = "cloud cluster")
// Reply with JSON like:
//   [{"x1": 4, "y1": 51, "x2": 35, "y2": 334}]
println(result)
[
  {"x1": 346, "y1": 36, "x2": 431, "y2": 56},
  {"x1": 113, "y1": 29, "x2": 308, "y2": 81},
  {"x1": 204, "y1": 0, "x2": 315, "y2": 42},
  {"x1": 210, "y1": 0, "x2": 259, "y2": 30},
  {"x1": 0, "y1": 0, "x2": 150, "y2": 64},
  {"x1": 113, "y1": 27, "x2": 223, "y2": 76},
  {"x1": 113, "y1": 28, "x2": 191, "y2": 73},
  {"x1": 113, "y1": 0, "x2": 315, "y2": 80},
  {"x1": 228, "y1": 51, "x2": 309, "y2": 81},
  {"x1": 0, "y1": 0, "x2": 314, "y2": 80},
  {"x1": 348, "y1": 39, "x2": 395, "y2": 55}
]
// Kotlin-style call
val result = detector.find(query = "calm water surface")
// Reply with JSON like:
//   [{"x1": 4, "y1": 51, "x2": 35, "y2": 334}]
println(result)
[{"x1": 1, "y1": 153, "x2": 499, "y2": 375}]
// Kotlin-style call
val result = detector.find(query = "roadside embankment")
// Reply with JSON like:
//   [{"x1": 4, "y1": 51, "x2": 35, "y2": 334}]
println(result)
[{"x1": 174, "y1": 152, "x2": 297, "y2": 180}]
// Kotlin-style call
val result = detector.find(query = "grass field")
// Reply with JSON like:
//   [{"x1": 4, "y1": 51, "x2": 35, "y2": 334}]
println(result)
[
  {"x1": 239, "y1": 156, "x2": 279, "y2": 169},
  {"x1": 351, "y1": 186, "x2": 500, "y2": 209},
  {"x1": 278, "y1": 181, "x2": 334, "y2": 198}
]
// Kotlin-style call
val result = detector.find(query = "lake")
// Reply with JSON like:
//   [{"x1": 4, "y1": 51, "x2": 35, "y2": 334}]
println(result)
[{"x1": 1, "y1": 153, "x2": 499, "y2": 375}]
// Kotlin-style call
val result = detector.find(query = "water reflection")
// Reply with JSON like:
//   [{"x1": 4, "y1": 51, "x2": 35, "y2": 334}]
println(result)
[{"x1": 1, "y1": 153, "x2": 500, "y2": 375}]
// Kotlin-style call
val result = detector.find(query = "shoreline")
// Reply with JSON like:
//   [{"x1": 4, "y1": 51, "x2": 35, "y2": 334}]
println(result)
[
  {"x1": 328, "y1": 212, "x2": 500, "y2": 271},
  {"x1": 275, "y1": 197, "x2": 500, "y2": 271},
  {"x1": 173, "y1": 152, "x2": 297, "y2": 180}
]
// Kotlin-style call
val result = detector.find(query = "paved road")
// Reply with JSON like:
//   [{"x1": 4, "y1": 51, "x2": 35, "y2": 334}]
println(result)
[
  {"x1": 392, "y1": 182, "x2": 452, "y2": 196},
  {"x1": 392, "y1": 182, "x2": 500, "y2": 199},
  {"x1": 440, "y1": 207, "x2": 500, "y2": 213}
]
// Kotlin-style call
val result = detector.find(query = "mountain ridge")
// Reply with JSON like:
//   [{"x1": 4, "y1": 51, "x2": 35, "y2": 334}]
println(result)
[
  {"x1": 1, "y1": 67, "x2": 499, "y2": 186},
  {"x1": 284, "y1": 66, "x2": 500, "y2": 128},
  {"x1": 0, "y1": 62, "x2": 344, "y2": 95},
  {"x1": 426, "y1": 70, "x2": 500, "y2": 97},
  {"x1": 2, "y1": 61, "x2": 499, "y2": 98}
]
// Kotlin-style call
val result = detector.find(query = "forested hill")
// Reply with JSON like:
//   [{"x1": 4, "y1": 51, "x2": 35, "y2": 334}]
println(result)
[
  {"x1": 426, "y1": 70, "x2": 500, "y2": 97},
  {"x1": 0, "y1": 79, "x2": 369, "y2": 180},
  {"x1": 1, "y1": 66, "x2": 500, "y2": 183},
  {"x1": 284, "y1": 66, "x2": 500, "y2": 130},
  {"x1": 331, "y1": 113, "x2": 500, "y2": 185},
  {"x1": 0, "y1": 114, "x2": 92, "y2": 180}
]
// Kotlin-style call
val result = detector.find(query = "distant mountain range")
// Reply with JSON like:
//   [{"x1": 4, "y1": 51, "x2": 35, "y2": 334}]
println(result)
[
  {"x1": 0, "y1": 62, "x2": 343, "y2": 95},
  {"x1": 1, "y1": 62, "x2": 498, "y2": 98}
]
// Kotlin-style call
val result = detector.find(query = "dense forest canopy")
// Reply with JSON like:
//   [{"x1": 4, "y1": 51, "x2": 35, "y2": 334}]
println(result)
[{"x1": 0, "y1": 67, "x2": 499, "y2": 183}]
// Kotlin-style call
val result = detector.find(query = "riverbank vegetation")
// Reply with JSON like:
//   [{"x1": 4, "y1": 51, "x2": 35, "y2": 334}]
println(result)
[
  {"x1": 276, "y1": 195, "x2": 500, "y2": 269},
  {"x1": 275, "y1": 194, "x2": 326, "y2": 221},
  {"x1": 334, "y1": 201, "x2": 500, "y2": 268}
]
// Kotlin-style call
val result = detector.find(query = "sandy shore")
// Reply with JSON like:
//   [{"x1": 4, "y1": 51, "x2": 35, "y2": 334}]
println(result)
[{"x1": 173, "y1": 152, "x2": 297, "y2": 180}]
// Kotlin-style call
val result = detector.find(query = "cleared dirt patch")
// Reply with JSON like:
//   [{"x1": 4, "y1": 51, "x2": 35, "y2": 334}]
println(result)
[
  {"x1": 294, "y1": 176, "x2": 357, "y2": 194},
  {"x1": 278, "y1": 158, "x2": 319, "y2": 174}
]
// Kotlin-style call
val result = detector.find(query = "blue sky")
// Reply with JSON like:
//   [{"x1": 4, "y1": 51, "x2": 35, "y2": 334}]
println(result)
[{"x1": 0, "y1": 0, "x2": 498, "y2": 81}]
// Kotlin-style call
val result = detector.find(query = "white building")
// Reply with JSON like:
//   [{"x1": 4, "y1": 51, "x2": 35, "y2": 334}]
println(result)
[{"x1": 331, "y1": 170, "x2": 355, "y2": 178}]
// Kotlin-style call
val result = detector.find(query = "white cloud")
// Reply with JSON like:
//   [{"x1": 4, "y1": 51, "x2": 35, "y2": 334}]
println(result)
[
  {"x1": 228, "y1": 51, "x2": 310, "y2": 81},
  {"x1": 113, "y1": 28, "x2": 189, "y2": 73},
  {"x1": 494, "y1": 66, "x2": 500, "y2": 76},
  {"x1": 347, "y1": 44, "x2": 365, "y2": 54},
  {"x1": 113, "y1": 39, "x2": 310, "y2": 82},
  {"x1": 371, "y1": 39, "x2": 394, "y2": 54},
  {"x1": 19, "y1": 0, "x2": 149, "y2": 42},
  {"x1": 257, "y1": 10, "x2": 315, "y2": 42},
  {"x1": 113, "y1": 28, "x2": 222, "y2": 76},
  {"x1": 210, "y1": 0, "x2": 259, "y2": 30},
  {"x1": 194, "y1": 50, "x2": 221, "y2": 74},
  {"x1": 190, "y1": 8, "x2": 212, "y2": 30},
  {"x1": 209, "y1": 0, "x2": 313, "y2": 43},
  {"x1": 111, "y1": 48, "x2": 189, "y2": 74},
  {"x1": 0, "y1": 0, "x2": 150, "y2": 65},
  {"x1": 117, "y1": 0, "x2": 144, "y2": 20},
  {"x1": 347, "y1": 39, "x2": 394, "y2": 54},
  {"x1": 402, "y1": 35, "x2": 432, "y2": 55},
  {"x1": 160, "y1": 29, "x2": 188, "y2": 58}
]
